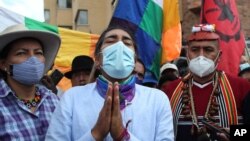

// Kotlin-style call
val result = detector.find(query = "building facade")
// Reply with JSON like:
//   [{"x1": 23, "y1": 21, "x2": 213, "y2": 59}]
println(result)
[
  {"x1": 44, "y1": 0, "x2": 115, "y2": 34},
  {"x1": 44, "y1": 0, "x2": 250, "y2": 40}
]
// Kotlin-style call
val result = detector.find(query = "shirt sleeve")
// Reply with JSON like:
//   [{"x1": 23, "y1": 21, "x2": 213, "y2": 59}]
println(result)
[
  {"x1": 45, "y1": 91, "x2": 73, "y2": 141},
  {"x1": 155, "y1": 90, "x2": 175, "y2": 141},
  {"x1": 45, "y1": 88, "x2": 101, "y2": 141}
]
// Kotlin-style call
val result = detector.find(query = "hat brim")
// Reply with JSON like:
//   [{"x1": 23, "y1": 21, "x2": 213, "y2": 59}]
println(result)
[
  {"x1": 64, "y1": 68, "x2": 92, "y2": 79},
  {"x1": 0, "y1": 30, "x2": 61, "y2": 73},
  {"x1": 188, "y1": 32, "x2": 220, "y2": 41}
]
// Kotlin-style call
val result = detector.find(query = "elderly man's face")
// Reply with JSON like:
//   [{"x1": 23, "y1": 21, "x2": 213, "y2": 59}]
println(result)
[{"x1": 187, "y1": 40, "x2": 220, "y2": 62}]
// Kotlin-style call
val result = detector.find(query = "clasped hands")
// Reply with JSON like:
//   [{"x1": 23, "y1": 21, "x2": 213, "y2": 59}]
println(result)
[{"x1": 91, "y1": 82, "x2": 125, "y2": 141}]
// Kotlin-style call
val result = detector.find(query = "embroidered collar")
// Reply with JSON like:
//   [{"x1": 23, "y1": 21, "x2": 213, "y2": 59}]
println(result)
[
  {"x1": 193, "y1": 80, "x2": 213, "y2": 88},
  {"x1": 96, "y1": 75, "x2": 136, "y2": 110}
]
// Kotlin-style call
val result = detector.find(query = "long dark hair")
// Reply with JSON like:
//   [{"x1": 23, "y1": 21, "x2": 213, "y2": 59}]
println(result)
[{"x1": 0, "y1": 43, "x2": 13, "y2": 79}]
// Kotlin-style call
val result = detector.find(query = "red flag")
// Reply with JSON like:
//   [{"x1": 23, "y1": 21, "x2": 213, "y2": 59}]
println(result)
[{"x1": 201, "y1": 0, "x2": 245, "y2": 76}]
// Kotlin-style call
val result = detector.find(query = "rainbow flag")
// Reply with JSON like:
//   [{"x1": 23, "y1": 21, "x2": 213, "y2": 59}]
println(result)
[
  {"x1": 110, "y1": 0, "x2": 182, "y2": 83},
  {"x1": 0, "y1": 7, "x2": 99, "y2": 90},
  {"x1": 0, "y1": 0, "x2": 44, "y2": 21}
]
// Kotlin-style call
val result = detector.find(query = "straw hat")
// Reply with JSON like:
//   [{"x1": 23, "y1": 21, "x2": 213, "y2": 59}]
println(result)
[{"x1": 0, "y1": 24, "x2": 61, "y2": 73}]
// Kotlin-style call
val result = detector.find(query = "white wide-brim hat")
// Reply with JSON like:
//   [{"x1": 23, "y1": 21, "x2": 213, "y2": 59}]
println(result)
[{"x1": 0, "y1": 24, "x2": 61, "y2": 73}]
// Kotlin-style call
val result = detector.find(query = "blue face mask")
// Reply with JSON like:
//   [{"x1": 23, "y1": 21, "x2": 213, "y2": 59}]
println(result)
[
  {"x1": 11, "y1": 56, "x2": 45, "y2": 86},
  {"x1": 102, "y1": 41, "x2": 135, "y2": 79}
]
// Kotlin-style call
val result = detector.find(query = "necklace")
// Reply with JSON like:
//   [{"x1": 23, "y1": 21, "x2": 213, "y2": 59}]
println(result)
[
  {"x1": 182, "y1": 71, "x2": 220, "y2": 135},
  {"x1": 15, "y1": 87, "x2": 41, "y2": 109}
]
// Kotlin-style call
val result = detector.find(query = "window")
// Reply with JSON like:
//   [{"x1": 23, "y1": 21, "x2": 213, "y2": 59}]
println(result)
[
  {"x1": 58, "y1": 0, "x2": 72, "y2": 8},
  {"x1": 76, "y1": 10, "x2": 88, "y2": 25},
  {"x1": 44, "y1": 9, "x2": 50, "y2": 23}
]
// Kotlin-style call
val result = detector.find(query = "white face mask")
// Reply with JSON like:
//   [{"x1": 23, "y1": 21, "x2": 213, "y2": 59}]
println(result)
[{"x1": 188, "y1": 56, "x2": 216, "y2": 77}]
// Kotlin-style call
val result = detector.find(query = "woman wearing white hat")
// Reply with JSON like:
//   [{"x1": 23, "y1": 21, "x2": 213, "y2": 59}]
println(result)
[{"x1": 0, "y1": 24, "x2": 61, "y2": 140}]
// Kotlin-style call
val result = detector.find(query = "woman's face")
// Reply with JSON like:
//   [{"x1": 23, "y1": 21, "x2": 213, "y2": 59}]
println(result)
[{"x1": 1, "y1": 38, "x2": 45, "y2": 71}]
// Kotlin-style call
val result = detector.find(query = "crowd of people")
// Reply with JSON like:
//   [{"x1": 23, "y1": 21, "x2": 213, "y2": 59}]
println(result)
[{"x1": 0, "y1": 23, "x2": 250, "y2": 141}]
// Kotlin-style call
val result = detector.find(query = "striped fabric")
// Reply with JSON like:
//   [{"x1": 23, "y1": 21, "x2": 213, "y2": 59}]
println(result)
[
  {"x1": 0, "y1": 79, "x2": 59, "y2": 140},
  {"x1": 170, "y1": 71, "x2": 239, "y2": 135},
  {"x1": 110, "y1": 0, "x2": 181, "y2": 83},
  {"x1": 219, "y1": 72, "x2": 238, "y2": 125},
  {"x1": 0, "y1": 7, "x2": 99, "y2": 90}
]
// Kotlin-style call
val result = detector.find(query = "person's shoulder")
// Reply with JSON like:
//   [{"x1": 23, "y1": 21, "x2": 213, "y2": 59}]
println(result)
[
  {"x1": 37, "y1": 84, "x2": 59, "y2": 106},
  {"x1": 224, "y1": 72, "x2": 250, "y2": 86},
  {"x1": 161, "y1": 78, "x2": 182, "y2": 97},
  {"x1": 223, "y1": 72, "x2": 250, "y2": 97},
  {"x1": 136, "y1": 84, "x2": 162, "y2": 93},
  {"x1": 135, "y1": 84, "x2": 169, "y2": 100},
  {"x1": 62, "y1": 82, "x2": 96, "y2": 97}
]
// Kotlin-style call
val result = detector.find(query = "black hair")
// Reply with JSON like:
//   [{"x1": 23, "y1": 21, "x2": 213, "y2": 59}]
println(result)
[
  {"x1": 0, "y1": 43, "x2": 13, "y2": 59},
  {"x1": 0, "y1": 42, "x2": 13, "y2": 79},
  {"x1": 94, "y1": 25, "x2": 138, "y2": 57}
]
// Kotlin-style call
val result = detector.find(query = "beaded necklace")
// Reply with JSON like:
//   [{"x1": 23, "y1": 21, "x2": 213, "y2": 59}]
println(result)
[
  {"x1": 182, "y1": 72, "x2": 220, "y2": 135},
  {"x1": 15, "y1": 87, "x2": 41, "y2": 109}
]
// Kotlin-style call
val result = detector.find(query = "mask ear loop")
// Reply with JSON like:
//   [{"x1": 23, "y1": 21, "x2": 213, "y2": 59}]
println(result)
[
  {"x1": 5, "y1": 64, "x2": 12, "y2": 75},
  {"x1": 213, "y1": 51, "x2": 221, "y2": 69}
]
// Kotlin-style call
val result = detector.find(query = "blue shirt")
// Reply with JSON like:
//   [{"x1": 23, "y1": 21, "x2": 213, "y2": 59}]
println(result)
[
  {"x1": 0, "y1": 79, "x2": 59, "y2": 141},
  {"x1": 46, "y1": 83, "x2": 174, "y2": 141}
]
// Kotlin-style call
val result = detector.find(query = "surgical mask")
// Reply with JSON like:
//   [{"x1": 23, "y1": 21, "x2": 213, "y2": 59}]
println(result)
[
  {"x1": 102, "y1": 41, "x2": 135, "y2": 79},
  {"x1": 11, "y1": 56, "x2": 45, "y2": 85},
  {"x1": 188, "y1": 56, "x2": 216, "y2": 77}
]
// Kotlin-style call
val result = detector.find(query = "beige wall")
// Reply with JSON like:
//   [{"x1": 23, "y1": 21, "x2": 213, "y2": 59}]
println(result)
[
  {"x1": 45, "y1": 0, "x2": 250, "y2": 38},
  {"x1": 57, "y1": 9, "x2": 72, "y2": 26},
  {"x1": 44, "y1": 0, "x2": 57, "y2": 25},
  {"x1": 44, "y1": 0, "x2": 113, "y2": 34},
  {"x1": 75, "y1": 0, "x2": 113, "y2": 34}
]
